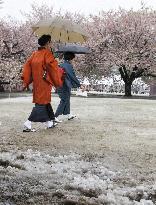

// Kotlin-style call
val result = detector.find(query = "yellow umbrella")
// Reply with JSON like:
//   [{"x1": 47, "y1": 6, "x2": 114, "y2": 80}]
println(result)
[{"x1": 32, "y1": 17, "x2": 89, "y2": 43}]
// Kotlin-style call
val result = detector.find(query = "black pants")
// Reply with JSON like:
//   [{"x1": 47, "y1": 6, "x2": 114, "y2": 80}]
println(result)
[{"x1": 28, "y1": 103, "x2": 55, "y2": 122}]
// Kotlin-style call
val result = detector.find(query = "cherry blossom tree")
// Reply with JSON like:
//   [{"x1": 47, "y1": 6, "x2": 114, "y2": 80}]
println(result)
[
  {"x1": 0, "y1": 3, "x2": 55, "y2": 91},
  {"x1": 82, "y1": 8, "x2": 156, "y2": 96},
  {"x1": 0, "y1": 2, "x2": 87, "y2": 91},
  {"x1": 0, "y1": 21, "x2": 20, "y2": 90},
  {"x1": 2, "y1": 2, "x2": 155, "y2": 96},
  {"x1": 0, "y1": 19, "x2": 36, "y2": 91}
]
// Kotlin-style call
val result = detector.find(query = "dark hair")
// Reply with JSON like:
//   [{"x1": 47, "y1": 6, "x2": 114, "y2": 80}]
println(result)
[
  {"x1": 38, "y1": 34, "x2": 51, "y2": 46},
  {"x1": 64, "y1": 52, "x2": 75, "y2": 61}
]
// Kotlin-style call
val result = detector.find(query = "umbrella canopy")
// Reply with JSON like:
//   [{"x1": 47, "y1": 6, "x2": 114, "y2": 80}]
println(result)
[
  {"x1": 32, "y1": 17, "x2": 89, "y2": 43},
  {"x1": 55, "y1": 44, "x2": 91, "y2": 54}
]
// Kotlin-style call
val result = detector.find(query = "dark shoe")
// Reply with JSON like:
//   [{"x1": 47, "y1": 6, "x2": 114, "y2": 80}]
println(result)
[
  {"x1": 23, "y1": 128, "x2": 36, "y2": 132},
  {"x1": 68, "y1": 115, "x2": 77, "y2": 120}
]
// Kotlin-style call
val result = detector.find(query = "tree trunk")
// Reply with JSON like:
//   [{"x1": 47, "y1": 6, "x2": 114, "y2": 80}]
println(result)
[
  {"x1": 124, "y1": 81, "x2": 132, "y2": 97},
  {"x1": 0, "y1": 85, "x2": 4, "y2": 92},
  {"x1": 0, "y1": 81, "x2": 4, "y2": 92},
  {"x1": 149, "y1": 84, "x2": 156, "y2": 96}
]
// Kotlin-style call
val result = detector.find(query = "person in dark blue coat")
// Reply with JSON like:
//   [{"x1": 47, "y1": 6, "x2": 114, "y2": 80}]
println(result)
[{"x1": 55, "y1": 52, "x2": 84, "y2": 121}]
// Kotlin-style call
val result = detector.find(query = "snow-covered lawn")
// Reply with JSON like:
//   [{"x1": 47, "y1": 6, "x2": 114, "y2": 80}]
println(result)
[{"x1": 0, "y1": 96, "x2": 156, "y2": 205}]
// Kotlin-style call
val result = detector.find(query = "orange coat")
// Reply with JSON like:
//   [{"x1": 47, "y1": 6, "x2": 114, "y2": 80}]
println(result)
[{"x1": 22, "y1": 48, "x2": 63, "y2": 104}]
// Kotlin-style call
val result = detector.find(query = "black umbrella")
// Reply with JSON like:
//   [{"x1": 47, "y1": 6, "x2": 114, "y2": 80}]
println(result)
[{"x1": 55, "y1": 44, "x2": 91, "y2": 54}]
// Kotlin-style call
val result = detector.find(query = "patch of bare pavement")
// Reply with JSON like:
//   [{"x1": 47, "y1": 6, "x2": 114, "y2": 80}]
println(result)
[{"x1": 0, "y1": 96, "x2": 156, "y2": 205}]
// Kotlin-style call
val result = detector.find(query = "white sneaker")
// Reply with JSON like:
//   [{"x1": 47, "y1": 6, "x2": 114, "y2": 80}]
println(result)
[
  {"x1": 46, "y1": 121, "x2": 57, "y2": 128},
  {"x1": 54, "y1": 117, "x2": 62, "y2": 123},
  {"x1": 68, "y1": 114, "x2": 77, "y2": 120}
]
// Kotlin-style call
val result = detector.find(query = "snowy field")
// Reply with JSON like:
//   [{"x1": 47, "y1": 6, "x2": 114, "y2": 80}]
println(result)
[{"x1": 0, "y1": 96, "x2": 156, "y2": 205}]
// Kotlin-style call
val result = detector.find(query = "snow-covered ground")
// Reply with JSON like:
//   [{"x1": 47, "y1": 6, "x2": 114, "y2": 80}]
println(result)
[
  {"x1": 0, "y1": 96, "x2": 156, "y2": 205},
  {"x1": 81, "y1": 76, "x2": 150, "y2": 95}
]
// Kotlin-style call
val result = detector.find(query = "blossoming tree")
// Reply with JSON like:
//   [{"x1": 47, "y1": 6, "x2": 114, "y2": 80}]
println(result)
[{"x1": 82, "y1": 8, "x2": 156, "y2": 96}]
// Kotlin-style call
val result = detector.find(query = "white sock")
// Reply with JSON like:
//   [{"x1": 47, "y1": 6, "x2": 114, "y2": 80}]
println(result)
[
  {"x1": 46, "y1": 121, "x2": 53, "y2": 128},
  {"x1": 24, "y1": 120, "x2": 32, "y2": 129}
]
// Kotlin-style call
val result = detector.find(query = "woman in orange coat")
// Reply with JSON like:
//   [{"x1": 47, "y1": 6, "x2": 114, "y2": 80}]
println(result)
[{"x1": 22, "y1": 34, "x2": 63, "y2": 131}]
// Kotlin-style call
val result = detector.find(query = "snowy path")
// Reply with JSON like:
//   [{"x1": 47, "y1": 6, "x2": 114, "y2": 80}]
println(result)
[{"x1": 0, "y1": 96, "x2": 156, "y2": 205}]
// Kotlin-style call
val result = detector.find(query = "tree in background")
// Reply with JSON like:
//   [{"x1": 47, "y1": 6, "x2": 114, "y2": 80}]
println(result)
[
  {"x1": 0, "y1": 19, "x2": 37, "y2": 91},
  {"x1": 1, "y1": 2, "x2": 156, "y2": 95},
  {"x1": 0, "y1": 2, "x2": 87, "y2": 91},
  {"x1": 0, "y1": 3, "x2": 55, "y2": 91},
  {"x1": 0, "y1": 21, "x2": 22, "y2": 91},
  {"x1": 82, "y1": 8, "x2": 156, "y2": 96}
]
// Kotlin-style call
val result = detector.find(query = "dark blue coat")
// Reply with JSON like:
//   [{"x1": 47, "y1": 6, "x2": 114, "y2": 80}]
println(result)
[
  {"x1": 55, "y1": 60, "x2": 81, "y2": 117},
  {"x1": 60, "y1": 60, "x2": 81, "y2": 89}
]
